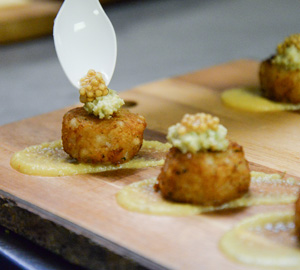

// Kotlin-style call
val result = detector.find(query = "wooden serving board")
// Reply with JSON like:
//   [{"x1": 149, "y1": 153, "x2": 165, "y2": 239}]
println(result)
[
  {"x1": 0, "y1": 1, "x2": 126, "y2": 44},
  {"x1": 0, "y1": 0, "x2": 61, "y2": 44},
  {"x1": 1, "y1": 59, "x2": 299, "y2": 269}
]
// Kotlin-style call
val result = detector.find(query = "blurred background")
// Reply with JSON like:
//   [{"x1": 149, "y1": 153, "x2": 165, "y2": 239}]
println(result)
[
  {"x1": 0, "y1": 0, "x2": 300, "y2": 268},
  {"x1": 1, "y1": 0, "x2": 300, "y2": 126}
]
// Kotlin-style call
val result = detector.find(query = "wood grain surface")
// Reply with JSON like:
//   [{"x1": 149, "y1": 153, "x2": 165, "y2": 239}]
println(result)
[
  {"x1": 0, "y1": 1, "x2": 130, "y2": 44},
  {"x1": 0, "y1": 0, "x2": 61, "y2": 43},
  {"x1": 0, "y1": 59, "x2": 299, "y2": 269}
]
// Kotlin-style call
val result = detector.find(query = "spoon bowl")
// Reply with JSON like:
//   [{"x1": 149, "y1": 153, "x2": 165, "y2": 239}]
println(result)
[{"x1": 53, "y1": 0, "x2": 117, "y2": 88}]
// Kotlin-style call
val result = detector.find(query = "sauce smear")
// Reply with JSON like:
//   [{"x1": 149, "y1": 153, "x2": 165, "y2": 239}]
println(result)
[
  {"x1": 220, "y1": 211, "x2": 300, "y2": 268},
  {"x1": 10, "y1": 140, "x2": 171, "y2": 177},
  {"x1": 116, "y1": 172, "x2": 300, "y2": 216},
  {"x1": 221, "y1": 87, "x2": 300, "y2": 112}
]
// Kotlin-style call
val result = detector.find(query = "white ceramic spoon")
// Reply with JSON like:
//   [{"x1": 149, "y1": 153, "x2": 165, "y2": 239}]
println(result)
[{"x1": 53, "y1": 0, "x2": 117, "y2": 88}]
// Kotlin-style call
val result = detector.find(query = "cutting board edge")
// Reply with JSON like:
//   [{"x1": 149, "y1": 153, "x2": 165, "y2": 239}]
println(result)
[
  {"x1": 0, "y1": 189, "x2": 168, "y2": 270},
  {"x1": 2, "y1": 59, "x2": 296, "y2": 270}
]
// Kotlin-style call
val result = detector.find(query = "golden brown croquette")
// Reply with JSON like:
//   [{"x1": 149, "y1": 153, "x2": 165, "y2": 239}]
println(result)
[
  {"x1": 295, "y1": 194, "x2": 300, "y2": 238},
  {"x1": 62, "y1": 107, "x2": 146, "y2": 164},
  {"x1": 157, "y1": 142, "x2": 250, "y2": 206},
  {"x1": 259, "y1": 57, "x2": 300, "y2": 104}
]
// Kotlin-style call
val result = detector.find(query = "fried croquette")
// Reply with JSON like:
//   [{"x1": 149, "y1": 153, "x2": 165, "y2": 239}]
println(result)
[
  {"x1": 62, "y1": 107, "x2": 146, "y2": 164},
  {"x1": 157, "y1": 142, "x2": 250, "y2": 206},
  {"x1": 259, "y1": 57, "x2": 300, "y2": 104},
  {"x1": 295, "y1": 194, "x2": 300, "y2": 237},
  {"x1": 259, "y1": 34, "x2": 300, "y2": 104}
]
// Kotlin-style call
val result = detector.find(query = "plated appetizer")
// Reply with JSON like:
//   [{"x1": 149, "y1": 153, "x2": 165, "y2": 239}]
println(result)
[
  {"x1": 10, "y1": 70, "x2": 171, "y2": 176},
  {"x1": 260, "y1": 33, "x2": 300, "y2": 104},
  {"x1": 117, "y1": 113, "x2": 299, "y2": 215},
  {"x1": 62, "y1": 69, "x2": 146, "y2": 164},
  {"x1": 222, "y1": 33, "x2": 300, "y2": 112},
  {"x1": 156, "y1": 113, "x2": 250, "y2": 206}
]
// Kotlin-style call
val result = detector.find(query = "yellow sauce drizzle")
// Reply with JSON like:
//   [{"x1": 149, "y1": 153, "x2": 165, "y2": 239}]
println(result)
[
  {"x1": 221, "y1": 87, "x2": 300, "y2": 112},
  {"x1": 116, "y1": 171, "x2": 300, "y2": 216},
  {"x1": 10, "y1": 140, "x2": 171, "y2": 177},
  {"x1": 220, "y1": 211, "x2": 300, "y2": 269}
]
